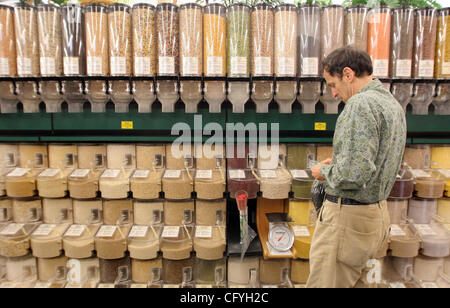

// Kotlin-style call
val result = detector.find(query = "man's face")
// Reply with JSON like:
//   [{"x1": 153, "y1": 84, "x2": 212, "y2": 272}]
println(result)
[{"x1": 323, "y1": 70, "x2": 352, "y2": 103}]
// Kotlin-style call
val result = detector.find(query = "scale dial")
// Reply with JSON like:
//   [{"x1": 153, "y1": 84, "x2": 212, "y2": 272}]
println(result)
[{"x1": 268, "y1": 223, "x2": 294, "y2": 252}]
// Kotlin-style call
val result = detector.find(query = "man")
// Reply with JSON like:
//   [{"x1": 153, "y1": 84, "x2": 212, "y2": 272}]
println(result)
[{"x1": 306, "y1": 47, "x2": 407, "y2": 288}]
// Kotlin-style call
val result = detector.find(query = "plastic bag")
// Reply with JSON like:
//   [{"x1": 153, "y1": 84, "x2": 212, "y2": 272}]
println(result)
[{"x1": 311, "y1": 179, "x2": 326, "y2": 215}]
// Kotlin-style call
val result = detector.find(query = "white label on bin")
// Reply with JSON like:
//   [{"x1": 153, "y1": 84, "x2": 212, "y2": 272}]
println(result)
[
  {"x1": 390, "y1": 224, "x2": 406, "y2": 236},
  {"x1": 418, "y1": 60, "x2": 434, "y2": 78},
  {"x1": 254, "y1": 57, "x2": 271, "y2": 76},
  {"x1": 64, "y1": 57, "x2": 79, "y2": 75},
  {"x1": 195, "y1": 226, "x2": 212, "y2": 238},
  {"x1": 17, "y1": 57, "x2": 32, "y2": 75},
  {"x1": 70, "y1": 169, "x2": 90, "y2": 178},
  {"x1": 260, "y1": 170, "x2": 277, "y2": 179},
  {"x1": 129, "y1": 225, "x2": 148, "y2": 238},
  {"x1": 134, "y1": 57, "x2": 151, "y2": 76},
  {"x1": 33, "y1": 224, "x2": 56, "y2": 236},
  {"x1": 0, "y1": 223, "x2": 24, "y2": 235},
  {"x1": 39, "y1": 168, "x2": 60, "y2": 178},
  {"x1": 111, "y1": 57, "x2": 127, "y2": 75},
  {"x1": 442, "y1": 62, "x2": 450, "y2": 75},
  {"x1": 196, "y1": 170, "x2": 212, "y2": 179},
  {"x1": 0, "y1": 58, "x2": 9, "y2": 75},
  {"x1": 87, "y1": 57, "x2": 103, "y2": 75},
  {"x1": 182, "y1": 57, "x2": 199, "y2": 75},
  {"x1": 162, "y1": 226, "x2": 180, "y2": 238},
  {"x1": 230, "y1": 57, "x2": 248, "y2": 76},
  {"x1": 64, "y1": 224, "x2": 85, "y2": 237},
  {"x1": 97, "y1": 225, "x2": 117, "y2": 238},
  {"x1": 207, "y1": 56, "x2": 223, "y2": 76},
  {"x1": 277, "y1": 57, "x2": 295, "y2": 76},
  {"x1": 302, "y1": 57, "x2": 319, "y2": 76},
  {"x1": 101, "y1": 169, "x2": 121, "y2": 179},
  {"x1": 164, "y1": 170, "x2": 181, "y2": 179},
  {"x1": 411, "y1": 169, "x2": 430, "y2": 178},
  {"x1": 415, "y1": 224, "x2": 437, "y2": 236},
  {"x1": 293, "y1": 225, "x2": 310, "y2": 237},
  {"x1": 229, "y1": 169, "x2": 245, "y2": 179},
  {"x1": 389, "y1": 282, "x2": 406, "y2": 288},
  {"x1": 159, "y1": 56, "x2": 175, "y2": 75},
  {"x1": 373, "y1": 59, "x2": 389, "y2": 77},
  {"x1": 438, "y1": 169, "x2": 450, "y2": 178},
  {"x1": 290, "y1": 169, "x2": 309, "y2": 179},
  {"x1": 395, "y1": 60, "x2": 412, "y2": 77},
  {"x1": 40, "y1": 57, "x2": 56, "y2": 76},
  {"x1": 7, "y1": 168, "x2": 29, "y2": 177},
  {"x1": 133, "y1": 170, "x2": 150, "y2": 178}
]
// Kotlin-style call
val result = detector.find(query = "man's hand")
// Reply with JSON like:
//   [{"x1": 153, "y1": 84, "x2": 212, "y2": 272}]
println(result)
[{"x1": 311, "y1": 158, "x2": 332, "y2": 181}]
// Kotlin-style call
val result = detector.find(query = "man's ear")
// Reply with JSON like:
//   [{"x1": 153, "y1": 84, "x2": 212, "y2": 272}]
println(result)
[{"x1": 342, "y1": 67, "x2": 355, "y2": 82}]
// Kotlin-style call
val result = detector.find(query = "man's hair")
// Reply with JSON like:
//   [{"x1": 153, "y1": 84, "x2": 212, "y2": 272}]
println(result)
[{"x1": 322, "y1": 46, "x2": 373, "y2": 78}]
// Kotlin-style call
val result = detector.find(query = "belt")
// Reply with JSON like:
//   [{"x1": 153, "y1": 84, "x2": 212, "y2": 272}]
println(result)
[{"x1": 325, "y1": 195, "x2": 372, "y2": 206}]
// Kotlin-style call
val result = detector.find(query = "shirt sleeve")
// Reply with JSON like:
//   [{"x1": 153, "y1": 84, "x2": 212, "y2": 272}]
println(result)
[{"x1": 320, "y1": 98, "x2": 379, "y2": 191}]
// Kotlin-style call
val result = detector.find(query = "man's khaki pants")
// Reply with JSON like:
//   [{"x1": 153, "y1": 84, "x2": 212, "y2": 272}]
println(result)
[{"x1": 306, "y1": 198, "x2": 390, "y2": 288}]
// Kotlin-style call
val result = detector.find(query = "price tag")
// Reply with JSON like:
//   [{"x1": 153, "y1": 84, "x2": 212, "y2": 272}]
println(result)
[
  {"x1": 64, "y1": 225, "x2": 85, "y2": 237},
  {"x1": 135, "y1": 57, "x2": 151, "y2": 76},
  {"x1": 292, "y1": 225, "x2": 310, "y2": 237},
  {"x1": 395, "y1": 60, "x2": 412, "y2": 77},
  {"x1": 230, "y1": 57, "x2": 248, "y2": 76},
  {"x1": 0, "y1": 223, "x2": 25, "y2": 235},
  {"x1": 64, "y1": 57, "x2": 80, "y2": 75},
  {"x1": 229, "y1": 169, "x2": 245, "y2": 179},
  {"x1": 314, "y1": 122, "x2": 327, "y2": 131},
  {"x1": 290, "y1": 170, "x2": 309, "y2": 179},
  {"x1": 373, "y1": 59, "x2": 389, "y2": 77},
  {"x1": 196, "y1": 170, "x2": 212, "y2": 179},
  {"x1": 418, "y1": 60, "x2": 434, "y2": 78},
  {"x1": 164, "y1": 170, "x2": 181, "y2": 179},
  {"x1": 101, "y1": 169, "x2": 121, "y2": 179},
  {"x1": 33, "y1": 224, "x2": 56, "y2": 236},
  {"x1": 129, "y1": 225, "x2": 148, "y2": 238},
  {"x1": 40, "y1": 57, "x2": 56, "y2": 76},
  {"x1": 259, "y1": 170, "x2": 277, "y2": 179},
  {"x1": 111, "y1": 57, "x2": 127, "y2": 75},
  {"x1": 133, "y1": 170, "x2": 150, "y2": 179},
  {"x1": 87, "y1": 56, "x2": 103, "y2": 75},
  {"x1": 70, "y1": 169, "x2": 90, "y2": 178},
  {"x1": 121, "y1": 121, "x2": 134, "y2": 130},
  {"x1": 254, "y1": 57, "x2": 271, "y2": 76},
  {"x1": 0, "y1": 58, "x2": 9, "y2": 75},
  {"x1": 162, "y1": 226, "x2": 180, "y2": 238},
  {"x1": 7, "y1": 168, "x2": 29, "y2": 177},
  {"x1": 182, "y1": 57, "x2": 199, "y2": 75},
  {"x1": 390, "y1": 224, "x2": 406, "y2": 237},
  {"x1": 302, "y1": 57, "x2": 319, "y2": 76},
  {"x1": 415, "y1": 224, "x2": 437, "y2": 236},
  {"x1": 39, "y1": 169, "x2": 60, "y2": 178},
  {"x1": 17, "y1": 57, "x2": 32, "y2": 75},
  {"x1": 411, "y1": 169, "x2": 431, "y2": 178},
  {"x1": 207, "y1": 56, "x2": 223, "y2": 76},
  {"x1": 97, "y1": 225, "x2": 117, "y2": 238},
  {"x1": 277, "y1": 57, "x2": 295, "y2": 76},
  {"x1": 159, "y1": 56, "x2": 175, "y2": 75},
  {"x1": 195, "y1": 226, "x2": 212, "y2": 238}
]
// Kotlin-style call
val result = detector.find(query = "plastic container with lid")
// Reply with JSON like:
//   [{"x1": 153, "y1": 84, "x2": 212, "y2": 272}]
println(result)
[
  {"x1": 413, "y1": 255, "x2": 444, "y2": 282},
  {"x1": 131, "y1": 257, "x2": 162, "y2": 285},
  {"x1": 193, "y1": 225, "x2": 226, "y2": 260},
  {"x1": 163, "y1": 199, "x2": 194, "y2": 226},
  {"x1": 227, "y1": 256, "x2": 260, "y2": 287},
  {"x1": 130, "y1": 169, "x2": 163, "y2": 200},
  {"x1": 136, "y1": 144, "x2": 165, "y2": 170},
  {"x1": 413, "y1": 222, "x2": 450, "y2": 258},
  {"x1": 203, "y1": 2, "x2": 226, "y2": 77},
  {"x1": 390, "y1": 7, "x2": 414, "y2": 78},
  {"x1": 67, "y1": 169, "x2": 101, "y2": 199},
  {"x1": 194, "y1": 258, "x2": 226, "y2": 287},
  {"x1": 0, "y1": 5, "x2": 17, "y2": 77},
  {"x1": 0, "y1": 169, "x2": 12, "y2": 197},
  {"x1": 274, "y1": 3, "x2": 297, "y2": 77},
  {"x1": 37, "y1": 4, "x2": 62, "y2": 77},
  {"x1": 435, "y1": 8, "x2": 450, "y2": 78},
  {"x1": 30, "y1": 223, "x2": 70, "y2": 258},
  {"x1": 160, "y1": 225, "x2": 193, "y2": 260},
  {"x1": 413, "y1": 8, "x2": 437, "y2": 78},
  {"x1": 387, "y1": 199, "x2": 408, "y2": 225},
  {"x1": 95, "y1": 225, "x2": 130, "y2": 260},
  {"x1": 106, "y1": 144, "x2": 136, "y2": 170},
  {"x1": 389, "y1": 168, "x2": 414, "y2": 199},
  {"x1": 258, "y1": 168, "x2": 292, "y2": 200},
  {"x1": 251, "y1": 3, "x2": 274, "y2": 77},
  {"x1": 402, "y1": 144, "x2": 430, "y2": 170},
  {"x1": 388, "y1": 224, "x2": 421, "y2": 257},
  {"x1": 72, "y1": 199, "x2": 103, "y2": 225},
  {"x1": 195, "y1": 199, "x2": 226, "y2": 227},
  {"x1": 5, "y1": 254, "x2": 37, "y2": 283},
  {"x1": 77, "y1": 144, "x2": 107, "y2": 170},
  {"x1": 63, "y1": 224, "x2": 100, "y2": 259},
  {"x1": 367, "y1": 6, "x2": 391, "y2": 78},
  {"x1": 102, "y1": 199, "x2": 133, "y2": 226},
  {"x1": 344, "y1": 5, "x2": 368, "y2": 52},
  {"x1": 0, "y1": 198, "x2": 12, "y2": 223},
  {"x1": 290, "y1": 169, "x2": 314, "y2": 200},
  {"x1": 297, "y1": 4, "x2": 321, "y2": 77},
  {"x1": 61, "y1": 4, "x2": 85, "y2": 76},
  {"x1": 227, "y1": 3, "x2": 250, "y2": 78},
  {"x1": 162, "y1": 169, "x2": 194, "y2": 200},
  {"x1": 5, "y1": 168, "x2": 41, "y2": 198},
  {"x1": 437, "y1": 198, "x2": 450, "y2": 223},
  {"x1": 156, "y1": 2, "x2": 179, "y2": 76},
  {"x1": 14, "y1": 3, "x2": 39, "y2": 77},
  {"x1": 99, "y1": 256, "x2": 131, "y2": 284},
  {"x1": 42, "y1": 198, "x2": 73, "y2": 224},
  {"x1": 407, "y1": 197, "x2": 437, "y2": 224},
  {"x1": 195, "y1": 169, "x2": 226, "y2": 200},
  {"x1": 257, "y1": 144, "x2": 286, "y2": 170},
  {"x1": 128, "y1": 224, "x2": 162, "y2": 260},
  {"x1": 259, "y1": 258, "x2": 291, "y2": 286},
  {"x1": 0, "y1": 222, "x2": 41, "y2": 257},
  {"x1": 227, "y1": 169, "x2": 259, "y2": 199},
  {"x1": 162, "y1": 257, "x2": 195, "y2": 286},
  {"x1": 413, "y1": 169, "x2": 445, "y2": 199},
  {"x1": 322, "y1": 5, "x2": 344, "y2": 62},
  {"x1": 99, "y1": 169, "x2": 132, "y2": 199},
  {"x1": 194, "y1": 143, "x2": 225, "y2": 170},
  {"x1": 12, "y1": 198, "x2": 41, "y2": 224}
]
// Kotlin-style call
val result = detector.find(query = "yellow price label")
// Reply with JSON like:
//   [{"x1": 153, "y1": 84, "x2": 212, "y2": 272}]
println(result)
[
  {"x1": 121, "y1": 121, "x2": 133, "y2": 130},
  {"x1": 314, "y1": 122, "x2": 326, "y2": 131}
]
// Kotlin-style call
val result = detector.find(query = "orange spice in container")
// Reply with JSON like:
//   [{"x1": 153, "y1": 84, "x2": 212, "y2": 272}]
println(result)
[
  {"x1": 367, "y1": 6, "x2": 391, "y2": 78},
  {"x1": 203, "y1": 3, "x2": 226, "y2": 77}
]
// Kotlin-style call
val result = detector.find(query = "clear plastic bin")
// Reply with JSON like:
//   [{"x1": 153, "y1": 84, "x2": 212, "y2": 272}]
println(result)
[
  {"x1": 128, "y1": 224, "x2": 162, "y2": 260},
  {"x1": 42, "y1": 198, "x2": 73, "y2": 224},
  {"x1": 12, "y1": 198, "x2": 41, "y2": 224},
  {"x1": 408, "y1": 197, "x2": 437, "y2": 224},
  {"x1": 227, "y1": 255, "x2": 260, "y2": 287},
  {"x1": 194, "y1": 143, "x2": 225, "y2": 170},
  {"x1": 180, "y1": 3, "x2": 202, "y2": 77},
  {"x1": 77, "y1": 143, "x2": 106, "y2": 170},
  {"x1": 288, "y1": 198, "x2": 316, "y2": 226},
  {"x1": 5, "y1": 254, "x2": 37, "y2": 284},
  {"x1": 203, "y1": 3, "x2": 226, "y2": 78},
  {"x1": 274, "y1": 4, "x2": 297, "y2": 77},
  {"x1": 435, "y1": 8, "x2": 450, "y2": 78},
  {"x1": 160, "y1": 225, "x2": 193, "y2": 260},
  {"x1": 389, "y1": 168, "x2": 414, "y2": 199},
  {"x1": 259, "y1": 258, "x2": 291, "y2": 286},
  {"x1": 227, "y1": 3, "x2": 250, "y2": 78},
  {"x1": 402, "y1": 144, "x2": 431, "y2": 170},
  {"x1": 290, "y1": 169, "x2": 314, "y2": 199},
  {"x1": 156, "y1": 3, "x2": 179, "y2": 76},
  {"x1": 66, "y1": 258, "x2": 99, "y2": 286},
  {"x1": 321, "y1": 5, "x2": 344, "y2": 62},
  {"x1": 291, "y1": 259, "x2": 310, "y2": 285},
  {"x1": 163, "y1": 199, "x2": 194, "y2": 226},
  {"x1": 162, "y1": 169, "x2": 194, "y2": 200},
  {"x1": 0, "y1": 222, "x2": 41, "y2": 257},
  {"x1": 367, "y1": 6, "x2": 391, "y2": 78},
  {"x1": 99, "y1": 256, "x2": 131, "y2": 284},
  {"x1": 68, "y1": 169, "x2": 100, "y2": 199},
  {"x1": 291, "y1": 224, "x2": 314, "y2": 260},
  {"x1": 102, "y1": 199, "x2": 133, "y2": 225},
  {"x1": 251, "y1": 4, "x2": 274, "y2": 77},
  {"x1": 298, "y1": 5, "x2": 321, "y2": 77},
  {"x1": 0, "y1": 5, "x2": 17, "y2": 77},
  {"x1": 30, "y1": 223, "x2": 70, "y2": 258},
  {"x1": 390, "y1": 7, "x2": 414, "y2": 78},
  {"x1": 61, "y1": 4, "x2": 85, "y2": 76},
  {"x1": 95, "y1": 225, "x2": 130, "y2": 260},
  {"x1": 193, "y1": 225, "x2": 226, "y2": 260},
  {"x1": 286, "y1": 144, "x2": 316, "y2": 170},
  {"x1": 14, "y1": 4, "x2": 39, "y2": 77},
  {"x1": 258, "y1": 168, "x2": 292, "y2": 199},
  {"x1": 5, "y1": 168, "x2": 40, "y2": 198},
  {"x1": 130, "y1": 169, "x2": 163, "y2": 200},
  {"x1": 413, "y1": 222, "x2": 450, "y2": 258},
  {"x1": 344, "y1": 5, "x2": 368, "y2": 52},
  {"x1": 431, "y1": 145, "x2": 450, "y2": 170},
  {"x1": 227, "y1": 169, "x2": 259, "y2": 199},
  {"x1": 162, "y1": 257, "x2": 195, "y2": 286},
  {"x1": 195, "y1": 199, "x2": 226, "y2": 226},
  {"x1": 63, "y1": 224, "x2": 100, "y2": 259},
  {"x1": 387, "y1": 199, "x2": 408, "y2": 225},
  {"x1": 194, "y1": 258, "x2": 226, "y2": 288},
  {"x1": 99, "y1": 169, "x2": 132, "y2": 199},
  {"x1": 413, "y1": 8, "x2": 437, "y2": 79},
  {"x1": 413, "y1": 169, "x2": 445, "y2": 199},
  {"x1": 194, "y1": 169, "x2": 226, "y2": 200},
  {"x1": 131, "y1": 258, "x2": 162, "y2": 285},
  {"x1": 389, "y1": 224, "x2": 421, "y2": 258}
]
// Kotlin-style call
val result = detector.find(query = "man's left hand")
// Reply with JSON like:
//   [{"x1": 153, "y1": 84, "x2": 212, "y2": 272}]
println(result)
[{"x1": 311, "y1": 158, "x2": 332, "y2": 181}]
